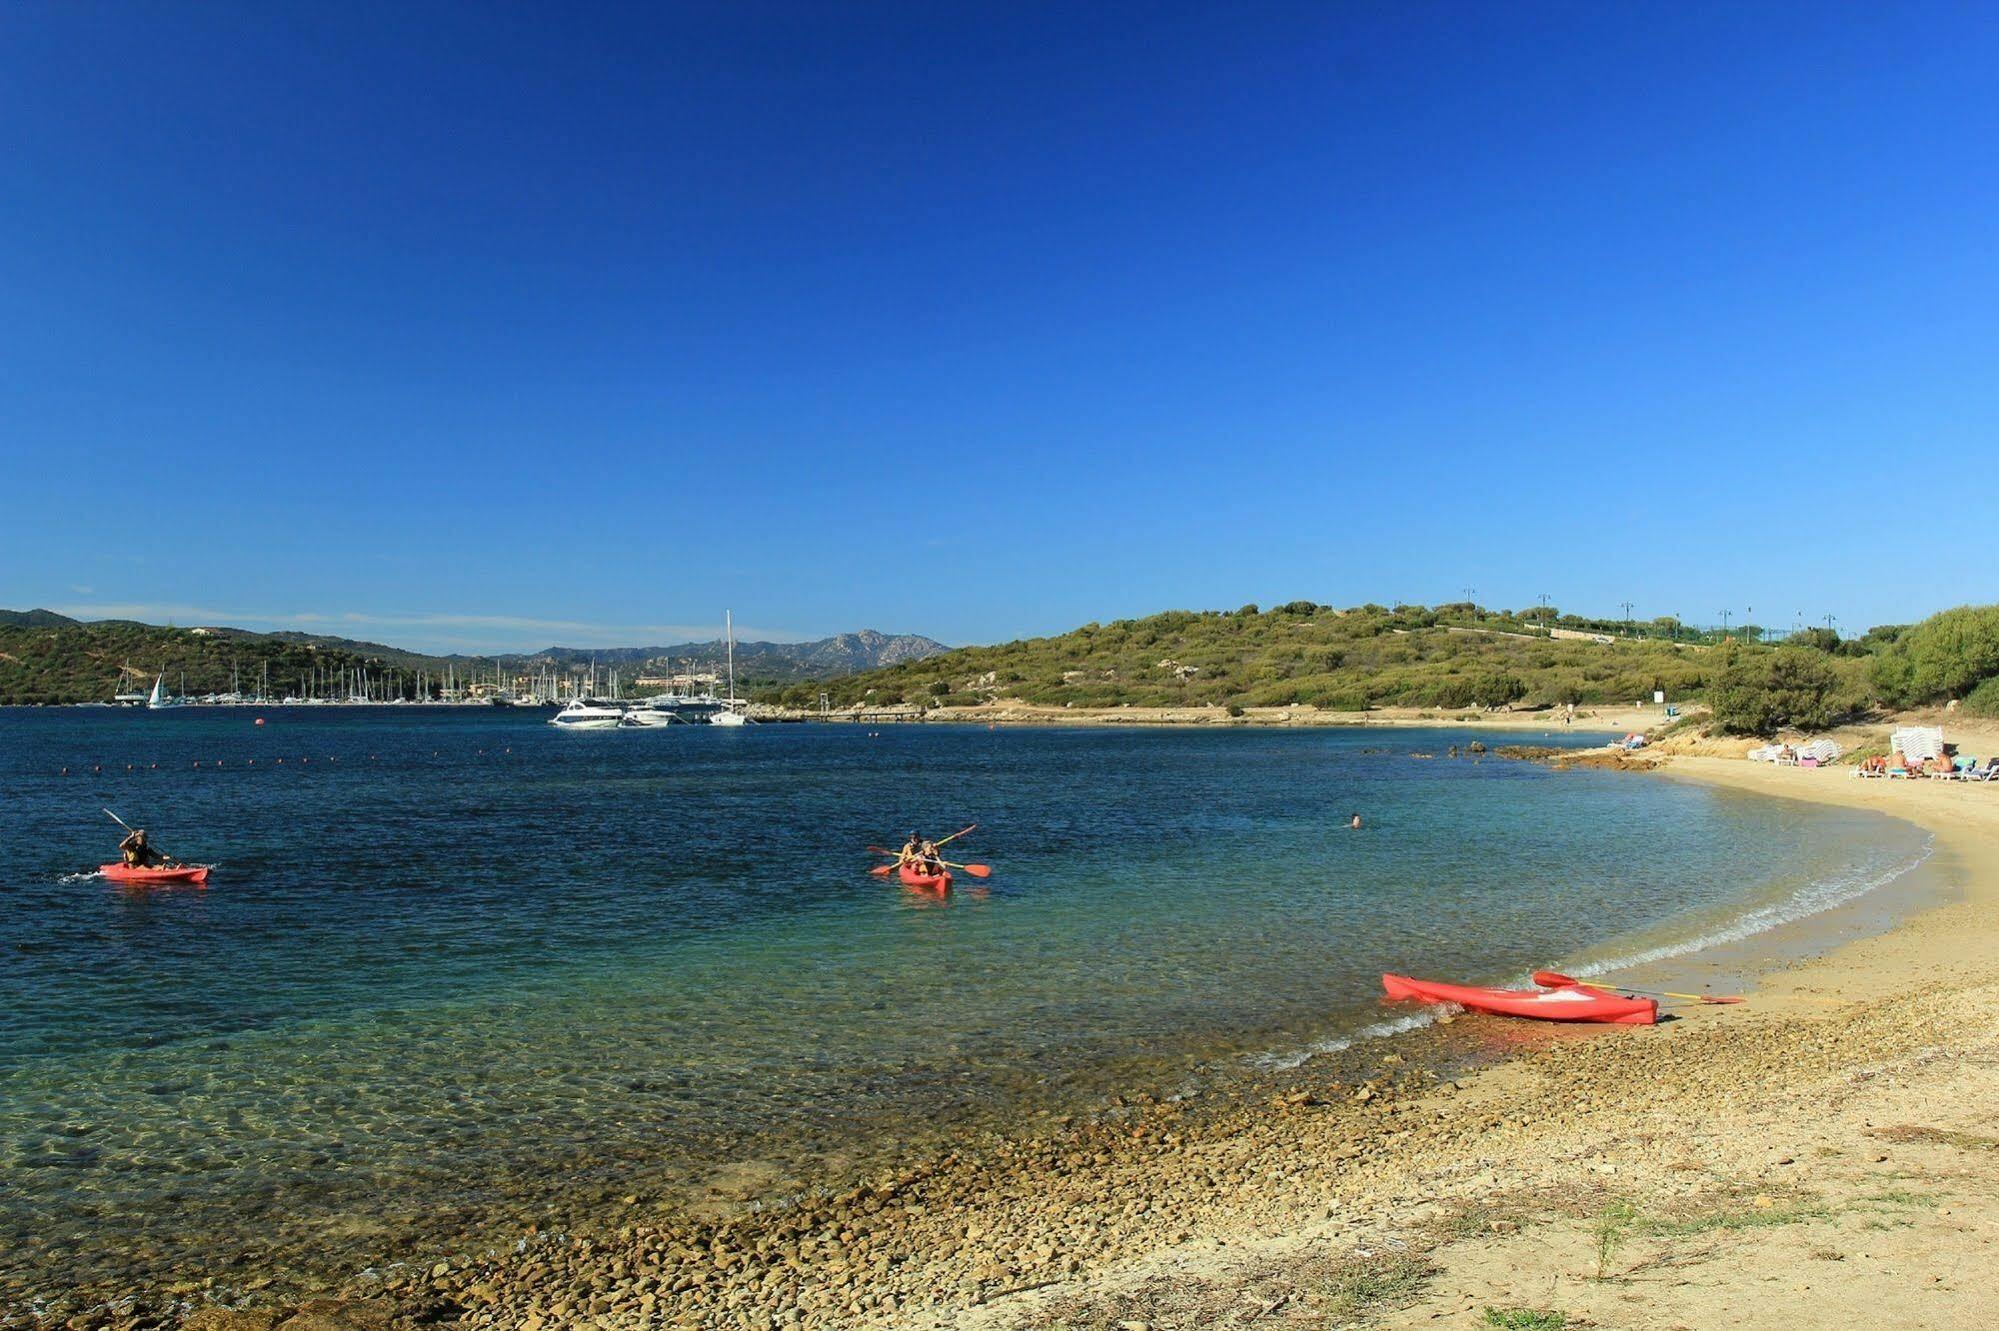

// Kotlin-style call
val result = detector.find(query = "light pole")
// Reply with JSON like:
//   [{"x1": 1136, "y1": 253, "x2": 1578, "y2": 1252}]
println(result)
[
  {"x1": 1721, "y1": 609, "x2": 1732, "y2": 637},
  {"x1": 1620, "y1": 600, "x2": 1634, "y2": 636},
  {"x1": 1538, "y1": 592, "x2": 1551, "y2": 636}
]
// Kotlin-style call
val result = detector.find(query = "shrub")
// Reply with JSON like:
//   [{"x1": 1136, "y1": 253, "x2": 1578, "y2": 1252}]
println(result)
[
  {"x1": 1472, "y1": 671, "x2": 1527, "y2": 709},
  {"x1": 1869, "y1": 604, "x2": 1999, "y2": 706},
  {"x1": 1964, "y1": 676, "x2": 1999, "y2": 718},
  {"x1": 1711, "y1": 646, "x2": 1845, "y2": 735}
]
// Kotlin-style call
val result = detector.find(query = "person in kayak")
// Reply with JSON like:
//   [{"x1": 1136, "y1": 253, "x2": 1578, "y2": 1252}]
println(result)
[
  {"x1": 118, "y1": 827, "x2": 172, "y2": 868},
  {"x1": 897, "y1": 832, "x2": 924, "y2": 867},
  {"x1": 917, "y1": 839, "x2": 947, "y2": 875}
]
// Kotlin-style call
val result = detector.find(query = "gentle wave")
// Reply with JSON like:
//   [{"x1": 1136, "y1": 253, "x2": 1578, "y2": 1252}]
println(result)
[
  {"x1": 1248, "y1": 1009, "x2": 1451, "y2": 1072},
  {"x1": 1560, "y1": 836, "x2": 1934, "y2": 982},
  {"x1": 1252, "y1": 833, "x2": 1934, "y2": 1070}
]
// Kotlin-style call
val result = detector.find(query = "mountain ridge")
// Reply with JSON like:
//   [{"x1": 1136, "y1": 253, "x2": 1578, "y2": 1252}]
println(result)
[{"x1": 0, "y1": 612, "x2": 948, "y2": 702}]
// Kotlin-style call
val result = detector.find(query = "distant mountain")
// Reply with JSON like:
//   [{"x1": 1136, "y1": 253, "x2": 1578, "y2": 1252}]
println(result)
[
  {"x1": 0, "y1": 608, "x2": 81, "y2": 628},
  {"x1": 502, "y1": 630, "x2": 948, "y2": 685},
  {"x1": 0, "y1": 611, "x2": 947, "y2": 703}
]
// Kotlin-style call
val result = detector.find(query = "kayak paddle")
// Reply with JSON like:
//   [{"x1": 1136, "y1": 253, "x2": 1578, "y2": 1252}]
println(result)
[
  {"x1": 937, "y1": 860, "x2": 991, "y2": 878},
  {"x1": 1533, "y1": 970, "x2": 1743, "y2": 1005},
  {"x1": 869, "y1": 863, "x2": 897, "y2": 876},
  {"x1": 105, "y1": 807, "x2": 179, "y2": 865},
  {"x1": 936, "y1": 823, "x2": 978, "y2": 847}
]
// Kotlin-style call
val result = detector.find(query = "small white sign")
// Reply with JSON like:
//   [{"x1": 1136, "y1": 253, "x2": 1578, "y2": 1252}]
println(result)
[{"x1": 1653, "y1": 690, "x2": 1666, "y2": 704}]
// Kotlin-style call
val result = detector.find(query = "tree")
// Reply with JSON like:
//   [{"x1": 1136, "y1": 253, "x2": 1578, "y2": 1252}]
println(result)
[
  {"x1": 1710, "y1": 647, "x2": 1844, "y2": 735},
  {"x1": 1472, "y1": 671, "x2": 1527, "y2": 710},
  {"x1": 1869, "y1": 605, "x2": 1999, "y2": 707}
]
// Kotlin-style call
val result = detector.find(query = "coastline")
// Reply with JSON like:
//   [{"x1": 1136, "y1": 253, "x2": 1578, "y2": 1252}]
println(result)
[
  {"x1": 119, "y1": 747, "x2": 1998, "y2": 1331},
  {"x1": 768, "y1": 702, "x2": 1678, "y2": 732}
]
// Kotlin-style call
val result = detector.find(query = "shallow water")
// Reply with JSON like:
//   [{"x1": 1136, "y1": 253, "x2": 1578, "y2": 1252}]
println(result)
[{"x1": 0, "y1": 710, "x2": 1930, "y2": 1306}]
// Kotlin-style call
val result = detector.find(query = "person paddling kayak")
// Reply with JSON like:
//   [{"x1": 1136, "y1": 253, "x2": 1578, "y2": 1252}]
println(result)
[
  {"x1": 117, "y1": 827, "x2": 175, "y2": 869},
  {"x1": 897, "y1": 832, "x2": 946, "y2": 877}
]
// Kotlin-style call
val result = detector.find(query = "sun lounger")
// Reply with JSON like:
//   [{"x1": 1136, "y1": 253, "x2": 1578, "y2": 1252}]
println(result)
[{"x1": 1971, "y1": 758, "x2": 1999, "y2": 783}]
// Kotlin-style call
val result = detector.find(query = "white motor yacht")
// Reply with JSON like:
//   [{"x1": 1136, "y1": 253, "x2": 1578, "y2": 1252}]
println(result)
[
  {"x1": 549, "y1": 697, "x2": 629, "y2": 730},
  {"x1": 623, "y1": 697, "x2": 685, "y2": 727}
]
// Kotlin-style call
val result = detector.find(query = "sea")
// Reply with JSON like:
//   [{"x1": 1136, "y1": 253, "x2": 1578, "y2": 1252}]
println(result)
[{"x1": 0, "y1": 708, "x2": 1932, "y2": 1311}]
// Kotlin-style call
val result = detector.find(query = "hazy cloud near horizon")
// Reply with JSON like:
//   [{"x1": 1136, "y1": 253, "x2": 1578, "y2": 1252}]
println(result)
[{"x1": 44, "y1": 604, "x2": 813, "y2": 654}]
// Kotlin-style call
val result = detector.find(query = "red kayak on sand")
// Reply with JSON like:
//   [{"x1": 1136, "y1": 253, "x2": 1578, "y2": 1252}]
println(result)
[
  {"x1": 1382, "y1": 973, "x2": 1656, "y2": 1026},
  {"x1": 898, "y1": 863, "x2": 952, "y2": 892},
  {"x1": 100, "y1": 863, "x2": 211, "y2": 886}
]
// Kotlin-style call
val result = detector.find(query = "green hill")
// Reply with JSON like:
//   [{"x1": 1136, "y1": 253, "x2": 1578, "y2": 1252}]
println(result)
[
  {"x1": 0, "y1": 617, "x2": 406, "y2": 705},
  {"x1": 756, "y1": 601, "x2": 1942, "y2": 727}
]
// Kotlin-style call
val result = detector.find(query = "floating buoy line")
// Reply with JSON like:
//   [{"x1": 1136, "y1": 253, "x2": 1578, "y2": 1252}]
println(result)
[{"x1": 54, "y1": 747, "x2": 515, "y2": 777}]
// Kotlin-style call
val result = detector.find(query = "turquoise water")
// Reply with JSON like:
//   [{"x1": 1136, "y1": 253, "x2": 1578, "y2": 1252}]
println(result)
[{"x1": 0, "y1": 710, "x2": 1929, "y2": 1308}]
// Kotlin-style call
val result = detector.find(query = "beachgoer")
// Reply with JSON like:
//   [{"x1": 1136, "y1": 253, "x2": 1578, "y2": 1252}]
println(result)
[
  {"x1": 118, "y1": 828, "x2": 166, "y2": 868},
  {"x1": 918, "y1": 839, "x2": 945, "y2": 874},
  {"x1": 1349, "y1": 814, "x2": 1363, "y2": 830},
  {"x1": 897, "y1": 833, "x2": 923, "y2": 866}
]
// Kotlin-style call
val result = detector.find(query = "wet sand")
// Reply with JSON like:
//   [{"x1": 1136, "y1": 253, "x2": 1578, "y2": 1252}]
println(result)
[{"x1": 40, "y1": 751, "x2": 1999, "y2": 1331}]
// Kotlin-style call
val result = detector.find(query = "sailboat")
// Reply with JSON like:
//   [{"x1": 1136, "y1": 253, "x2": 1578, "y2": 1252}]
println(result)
[
  {"x1": 113, "y1": 663, "x2": 151, "y2": 706},
  {"x1": 146, "y1": 671, "x2": 180, "y2": 710},
  {"x1": 710, "y1": 610, "x2": 751, "y2": 726}
]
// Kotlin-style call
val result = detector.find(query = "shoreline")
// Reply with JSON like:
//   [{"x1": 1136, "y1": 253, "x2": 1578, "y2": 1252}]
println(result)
[
  {"x1": 34, "y1": 746, "x2": 1999, "y2": 1330},
  {"x1": 767, "y1": 702, "x2": 1678, "y2": 732}
]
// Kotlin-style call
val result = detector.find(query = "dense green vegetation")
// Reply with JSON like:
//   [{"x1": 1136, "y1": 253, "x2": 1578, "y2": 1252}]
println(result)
[
  {"x1": 1707, "y1": 644, "x2": 1851, "y2": 734},
  {"x1": 759, "y1": 600, "x2": 1999, "y2": 736},
  {"x1": 0, "y1": 614, "x2": 405, "y2": 705},
  {"x1": 1868, "y1": 605, "x2": 1999, "y2": 717},
  {"x1": 759, "y1": 602, "x2": 1729, "y2": 712}
]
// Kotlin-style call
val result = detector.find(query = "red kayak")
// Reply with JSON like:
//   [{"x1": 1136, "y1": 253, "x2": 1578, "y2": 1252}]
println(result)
[
  {"x1": 100, "y1": 863, "x2": 211, "y2": 886},
  {"x1": 898, "y1": 863, "x2": 953, "y2": 892},
  {"x1": 1382, "y1": 973, "x2": 1656, "y2": 1026}
]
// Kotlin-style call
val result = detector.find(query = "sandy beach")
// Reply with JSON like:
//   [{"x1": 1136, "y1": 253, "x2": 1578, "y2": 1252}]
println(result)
[{"x1": 141, "y1": 734, "x2": 1999, "y2": 1331}]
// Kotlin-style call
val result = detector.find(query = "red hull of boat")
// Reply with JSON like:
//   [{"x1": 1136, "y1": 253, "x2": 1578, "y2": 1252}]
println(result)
[
  {"x1": 1382, "y1": 972, "x2": 1656, "y2": 1025},
  {"x1": 897, "y1": 863, "x2": 952, "y2": 892},
  {"x1": 100, "y1": 863, "x2": 211, "y2": 886}
]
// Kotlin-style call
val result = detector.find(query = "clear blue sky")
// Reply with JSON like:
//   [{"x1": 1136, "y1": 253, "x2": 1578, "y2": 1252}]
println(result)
[{"x1": 3, "y1": 3, "x2": 1994, "y2": 651}]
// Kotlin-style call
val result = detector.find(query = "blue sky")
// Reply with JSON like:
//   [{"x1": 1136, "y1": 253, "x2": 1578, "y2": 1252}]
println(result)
[{"x1": 2, "y1": 3, "x2": 1994, "y2": 651}]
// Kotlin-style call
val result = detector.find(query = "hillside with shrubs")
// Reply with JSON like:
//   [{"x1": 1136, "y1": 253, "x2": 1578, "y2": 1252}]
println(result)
[{"x1": 760, "y1": 600, "x2": 1999, "y2": 737}]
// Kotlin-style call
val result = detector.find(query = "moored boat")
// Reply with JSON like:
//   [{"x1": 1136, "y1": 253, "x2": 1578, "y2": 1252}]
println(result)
[
  {"x1": 1381, "y1": 972, "x2": 1657, "y2": 1025},
  {"x1": 549, "y1": 698, "x2": 629, "y2": 729}
]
